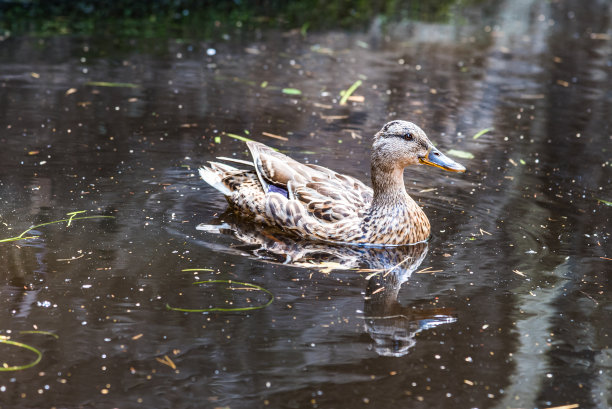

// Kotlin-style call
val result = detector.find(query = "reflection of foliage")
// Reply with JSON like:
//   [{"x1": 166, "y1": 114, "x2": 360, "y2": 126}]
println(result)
[{"x1": 0, "y1": 0, "x2": 476, "y2": 37}]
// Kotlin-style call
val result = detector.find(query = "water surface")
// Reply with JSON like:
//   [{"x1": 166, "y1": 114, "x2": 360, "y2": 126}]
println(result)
[{"x1": 1, "y1": 1, "x2": 611, "y2": 408}]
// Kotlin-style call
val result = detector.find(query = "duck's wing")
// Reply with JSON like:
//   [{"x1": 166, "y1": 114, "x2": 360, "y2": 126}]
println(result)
[
  {"x1": 247, "y1": 141, "x2": 315, "y2": 190},
  {"x1": 292, "y1": 169, "x2": 372, "y2": 222},
  {"x1": 247, "y1": 141, "x2": 373, "y2": 223}
]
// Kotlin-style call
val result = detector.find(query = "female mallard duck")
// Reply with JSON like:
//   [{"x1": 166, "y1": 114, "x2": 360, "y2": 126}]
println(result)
[{"x1": 200, "y1": 120, "x2": 465, "y2": 246}]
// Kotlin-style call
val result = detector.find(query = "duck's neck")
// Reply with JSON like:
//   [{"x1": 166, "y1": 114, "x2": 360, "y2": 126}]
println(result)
[
  {"x1": 370, "y1": 159, "x2": 412, "y2": 208},
  {"x1": 364, "y1": 158, "x2": 430, "y2": 244}
]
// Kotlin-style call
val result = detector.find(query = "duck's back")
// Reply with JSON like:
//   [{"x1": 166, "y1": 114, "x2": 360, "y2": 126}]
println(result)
[{"x1": 246, "y1": 141, "x2": 373, "y2": 223}]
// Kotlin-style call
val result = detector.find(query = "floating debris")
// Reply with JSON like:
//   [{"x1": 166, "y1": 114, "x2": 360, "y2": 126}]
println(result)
[
  {"x1": 547, "y1": 404, "x2": 579, "y2": 409},
  {"x1": 85, "y1": 81, "x2": 139, "y2": 88},
  {"x1": 156, "y1": 355, "x2": 176, "y2": 370},
  {"x1": 226, "y1": 132, "x2": 254, "y2": 143},
  {"x1": 313, "y1": 102, "x2": 333, "y2": 109},
  {"x1": 446, "y1": 149, "x2": 474, "y2": 160},
  {"x1": 19, "y1": 330, "x2": 59, "y2": 339},
  {"x1": 0, "y1": 211, "x2": 114, "y2": 243},
  {"x1": 596, "y1": 198, "x2": 612, "y2": 206},
  {"x1": 339, "y1": 80, "x2": 362, "y2": 105},
  {"x1": 281, "y1": 88, "x2": 302, "y2": 96},
  {"x1": 520, "y1": 94, "x2": 545, "y2": 100},
  {"x1": 556, "y1": 79, "x2": 570, "y2": 87},
  {"x1": 472, "y1": 128, "x2": 493, "y2": 140},
  {"x1": 262, "y1": 131, "x2": 288, "y2": 141},
  {"x1": 310, "y1": 45, "x2": 334, "y2": 55},
  {"x1": 0, "y1": 338, "x2": 42, "y2": 371},
  {"x1": 415, "y1": 266, "x2": 443, "y2": 274},
  {"x1": 166, "y1": 279, "x2": 274, "y2": 313},
  {"x1": 319, "y1": 113, "x2": 349, "y2": 122},
  {"x1": 294, "y1": 261, "x2": 344, "y2": 274},
  {"x1": 347, "y1": 95, "x2": 365, "y2": 103}
]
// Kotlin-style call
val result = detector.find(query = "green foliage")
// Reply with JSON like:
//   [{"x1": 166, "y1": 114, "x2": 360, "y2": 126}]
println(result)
[{"x1": 0, "y1": 0, "x2": 472, "y2": 38}]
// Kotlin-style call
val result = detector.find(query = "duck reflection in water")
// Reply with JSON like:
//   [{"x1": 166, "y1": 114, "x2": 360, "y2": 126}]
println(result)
[
  {"x1": 362, "y1": 242, "x2": 456, "y2": 357},
  {"x1": 198, "y1": 215, "x2": 456, "y2": 357}
]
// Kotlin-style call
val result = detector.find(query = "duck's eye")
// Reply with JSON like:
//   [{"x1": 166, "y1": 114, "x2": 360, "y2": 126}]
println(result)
[{"x1": 403, "y1": 133, "x2": 414, "y2": 141}]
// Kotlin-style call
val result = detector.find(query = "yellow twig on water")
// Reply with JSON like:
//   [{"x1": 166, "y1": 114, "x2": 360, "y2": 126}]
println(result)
[{"x1": 156, "y1": 355, "x2": 176, "y2": 370}]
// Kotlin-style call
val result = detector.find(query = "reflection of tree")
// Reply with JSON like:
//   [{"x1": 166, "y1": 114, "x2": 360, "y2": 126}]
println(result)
[
  {"x1": 0, "y1": 178, "x2": 54, "y2": 318},
  {"x1": 198, "y1": 214, "x2": 456, "y2": 357}
]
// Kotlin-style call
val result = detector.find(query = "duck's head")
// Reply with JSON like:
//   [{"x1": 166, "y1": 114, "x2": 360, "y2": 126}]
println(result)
[{"x1": 373, "y1": 120, "x2": 466, "y2": 173}]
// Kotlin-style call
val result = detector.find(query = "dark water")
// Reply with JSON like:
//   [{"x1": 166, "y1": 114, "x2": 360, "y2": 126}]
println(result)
[{"x1": 1, "y1": 1, "x2": 611, "y2": 408}]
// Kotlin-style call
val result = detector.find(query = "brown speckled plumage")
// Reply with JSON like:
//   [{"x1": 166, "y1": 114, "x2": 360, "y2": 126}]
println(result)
[{"x1": 199, "y1": 120, "x2": 465, "y2": 246}]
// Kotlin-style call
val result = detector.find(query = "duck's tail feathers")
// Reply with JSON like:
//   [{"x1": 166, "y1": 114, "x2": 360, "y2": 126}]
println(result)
[{"x1": 199, "y1": 165, "x2": 232, "y2": 195}]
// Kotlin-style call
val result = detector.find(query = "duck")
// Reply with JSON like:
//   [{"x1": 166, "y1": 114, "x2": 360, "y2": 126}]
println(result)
[{"x1": 199, "y1": 120, "x2": 465, "y2": 246}]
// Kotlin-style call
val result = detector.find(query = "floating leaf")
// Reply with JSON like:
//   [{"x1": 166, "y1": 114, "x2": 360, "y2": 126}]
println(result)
[
  {"x1": 214, "y1": 136, "x2": 221, "y2": 144},
  {"x1": 281, "y1": 88, "x2": 302, "y2": 95},
  {"x1": 226, "y1": 133, "x2": 254, "y2": 143},
  {"x1": 85, "y1": 81, "x2": 139, "y2": 88},
  {"x1": 446, "y1": 149, "x2": 474, "y2": 159},
  {"x1": 472, "y1": 127, "x2": 493, "y2": 139},
  {"x1": 519, "y1": 159, "x2": 526, "y2": 165},
  {"x1": 339, "y1": 80, "x2": 362, "y2": 105}
]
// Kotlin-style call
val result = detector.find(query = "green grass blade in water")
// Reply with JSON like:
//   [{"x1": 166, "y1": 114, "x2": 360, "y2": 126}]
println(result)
[
  {"x1": 446, "y1": 149, "x2": 474, "y2": 159},
  {"x1": 0, "y1": 339, "x2": 42, "y2": 371},
  {"x1": 85, "y1": 81, "x2": 139, "y2": 88},
  {"x1": 472, "y1": 128, "x2": 493, "y2": 139},
  {"x1": 166, "y1": 280, "x2": 274, "y2": 313}
]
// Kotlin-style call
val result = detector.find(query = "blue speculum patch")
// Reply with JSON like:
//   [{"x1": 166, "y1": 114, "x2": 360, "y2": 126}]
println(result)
[{"x1": 267, "y1": 184, "x2": 289, "y2": 198}]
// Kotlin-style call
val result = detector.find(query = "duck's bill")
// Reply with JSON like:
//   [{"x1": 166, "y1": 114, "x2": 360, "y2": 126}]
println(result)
[{"x1": 419, "y1": 148, "x2": 466, "y2": 173}]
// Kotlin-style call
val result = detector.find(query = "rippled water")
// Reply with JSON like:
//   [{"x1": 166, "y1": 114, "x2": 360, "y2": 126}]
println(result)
[{"x1": 1, "y1": 1, "x2": 611, "y2": 408}]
